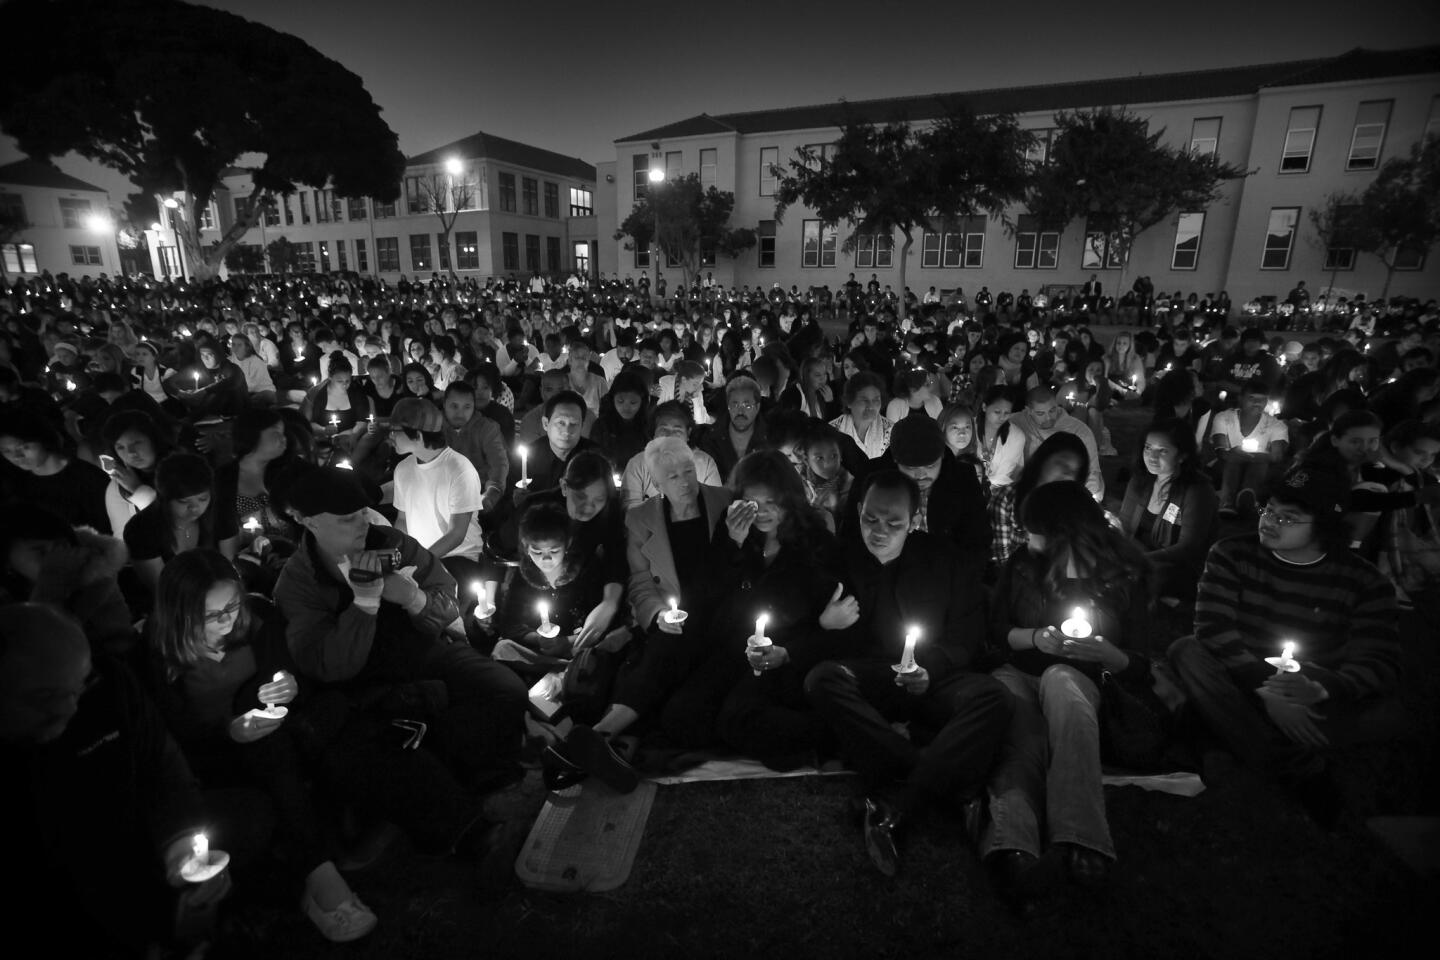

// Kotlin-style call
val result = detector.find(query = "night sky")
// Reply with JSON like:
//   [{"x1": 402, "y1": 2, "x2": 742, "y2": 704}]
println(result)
[{"x1": 2, "y1": 0, "x2": 1437, "y2": 205}]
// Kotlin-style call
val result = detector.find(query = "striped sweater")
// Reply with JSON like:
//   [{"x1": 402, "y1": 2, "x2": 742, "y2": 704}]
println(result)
[{"x1": 1194, "y1": 536, "x2": 1399, "y2": 701}]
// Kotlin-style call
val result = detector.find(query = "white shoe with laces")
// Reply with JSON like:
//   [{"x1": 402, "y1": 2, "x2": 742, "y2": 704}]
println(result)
[{"x1": 302, "y1": 892, "x2": 378, "y2": 942}]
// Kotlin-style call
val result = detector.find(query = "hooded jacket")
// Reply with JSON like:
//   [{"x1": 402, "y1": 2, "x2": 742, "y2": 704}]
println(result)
[{"x1": 7, "y1": 526, "x2": 135, "y2": 657}]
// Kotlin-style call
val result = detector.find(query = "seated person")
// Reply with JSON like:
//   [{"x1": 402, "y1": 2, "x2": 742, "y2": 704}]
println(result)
[
  {"x1": 620, "y1": 400, "x2": 721, "y2": 509},
  {"x1": 508, "y1": 389, "x2": 594, "y2": 494},
  {"x1": 989, "y1": 386, "x2": 1104, "y2": 500},
  {"x1": 828, "y1": 371, "x2": 892, "y2": 461},
  {"x1": 804, "y1": 471, "x2": 1011, "y2": 877},
  {"x1": 0, "y1": 409, "x2": 112, "y2": 533},
  {"x1": 799, "y1": 423, "x2": 853, "y2": 532},
  {"x1": 984, "y1": 481, "x2": 1153, "y2": 895},
  {"x1": 2, "y1": 603, "x2": 228, "y2": 955},
  {"x1": 700, "y1": 375, "x2": 772, "y2": 481},
  {"x1": 1371, "y1": 420, "x2": 1440, "y2": 603},
  {"x1": 274, "y1": 467, "x2": 529, "y2": 798},
  {"x1": 1168, "y1": 467, "x2": 1403, "y2": 824},
  {"x1": 1211, "y1": 378, "x2": 1288, "y2": 517},
  {"x1": 656, "y1": 359, "x2": 712, "y2": 427},
  {"x1": 1119, "y1": 418, "x2": 1220, "y2": 600},
  {"x1": 589, "y1": 370, "x2": 652, "y2": 471},
  {"x1": 1299, "y1": 410, "x2": 1388, "y2": 553},
  {"x1": 545, "y1": 438, "x2": 734, "y2": 792},
  {"x1": 390, "y1": 398, "x2": 486, "y2": 589},
  {"x1": 515, "y1": 370, "x2": 571, "y2": 447},
  {"x1": 99, "y1": 409, "x2": 171, "y2": 541},
  {"x1": 440, "y1": 381, "x2": 508, "y2": 512},
  {"x1": 124, "y1": 453, "x2": 239, "y2": 597},
  {"x1": 989, "y1": 433, "x2": 1091, "y2": 569}
]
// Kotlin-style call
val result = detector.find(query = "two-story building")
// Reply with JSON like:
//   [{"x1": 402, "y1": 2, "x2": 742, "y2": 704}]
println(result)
[
  {"x1": 606, "y1": 46, "x2": 1440, "y2": 304},
  {"x1": 0, "y1": 158, "x2": 122, "y2": 281},
  {"x1": 177, "y1": 129, "x2": 598, "y2": 281}
]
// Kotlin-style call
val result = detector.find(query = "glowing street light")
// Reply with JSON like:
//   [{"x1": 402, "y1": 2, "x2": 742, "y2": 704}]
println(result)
[
  {"x1": 444, "y1": 156, "x2": 464, "y2": 176},
  {"x1": 82, "y1": 212, "x2": 114, "y2": 234},
  {"x1": 162, "y1": 198, "x2": 179, "y2": 209},
  {"x1": 149, "y1": 221, "x2": 163, "y2": 232},
  {"x1": 647, "y1": 167, "x2": 665, "y2": 184}
]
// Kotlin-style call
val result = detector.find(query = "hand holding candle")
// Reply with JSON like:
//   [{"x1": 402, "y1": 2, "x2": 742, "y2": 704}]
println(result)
[
  {"x1": 1240, "y1": 437, "x2": 1261, "y2": 454},
  {"x1": 662, "y1": 596, "x2": 688, "y2": 626},
  {"x1": 1060, "y1": 606, "x2": 1092, "y2": 639},
  {"x1": 746, "y1": 613, "x2": 772, "y2": 676},
  {"x1": 536, "y1": 599, "x2": 559, "y2": 639},
  {"x1": 178, "y1": 831, "x2": 230, "y2": 884},
  {"x1": 471, "y1": 580, "x2": 495, "y2": 620},
  {"x1": 894, "y1": 626, "x2": 921, "y2": 675},
  {"x1": 516, "y1": 444, "x2": 530, "y2": 488},
  {"x1": 1265, "y1": 640, "x2": 1301, "y2": 675}
]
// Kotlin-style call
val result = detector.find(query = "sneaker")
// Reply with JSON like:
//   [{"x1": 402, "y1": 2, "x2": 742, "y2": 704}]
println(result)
[{"x1": 302, "y1": 893, "x2": 378, "y2": 943}]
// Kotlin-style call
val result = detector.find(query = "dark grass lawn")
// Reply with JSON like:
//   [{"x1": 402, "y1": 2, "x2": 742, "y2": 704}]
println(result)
[{"x1": 210, "y1": 395, "x2": 1439, "y2": 959}]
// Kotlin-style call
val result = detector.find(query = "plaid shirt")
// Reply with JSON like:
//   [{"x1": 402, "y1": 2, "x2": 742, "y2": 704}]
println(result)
[{"x1": 988, "y1": 484, "x2": 1022, "y2": 566}]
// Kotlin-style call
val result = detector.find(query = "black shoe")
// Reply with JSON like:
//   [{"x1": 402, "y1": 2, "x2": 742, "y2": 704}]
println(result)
[
  {"x1": 862, "y1": 797, "x2": 902, "y2": 878},
  {"x1": 1059, "y1": 842, "x2": 1111, "y2": 887},
  {"x1": 541, "y1": 744, "x2": 588, "y2": 792},
  {"x1": 560, "y1": 725, "x2": 640, "y2": 795},
  {"x1": 987, "y1": 849, "x2": 1039, "y2": 903}
]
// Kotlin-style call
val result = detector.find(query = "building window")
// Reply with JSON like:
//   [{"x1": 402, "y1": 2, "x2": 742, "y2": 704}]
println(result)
[
  {"x1": 1170, "y1": 212, "x2": 1205, "y2": 270},
  {"x1": 1261, "y1": 207, "x2": 1300, "y2": 269},
  {"x1": 543, "y1": 182, "x2": 559, "y2": 218},
  {"x1": 318, "y1": 240, "x2": 331, "y2": 272},
  {"x1": 232, "y1": 196, "x2": 252, "y2": 225},
  {"x1": 69, "y1": 244, "x2": 102, "y2": 265},
  {"x1": 409, "y1": 234, "x2": 432, "y2": 272},
  {"x1": 1281, "y1": 106, "x2": 1321, "y2": 173},
  {"x1": 924, "y1": 217, "x2": 985, "y2": 268},
  {"x1": 453, "y1": 164, "x2": 483, "y2": 211},
  {"x1": 759, "y1": 147, "x2": 778, "y2": 197},
  {"x1": 373, "y1": 198, "x2": 395, "y2": 219},
  {"x1": 1322, "y1": 247, "x2": 1355, "y2": 271},
  {"x1": 502, "y1": 232, "x2": 519, "y2": 271},
  {"x1": 1082, "y1": 222, "x2": 1127, "y2": 269},
  {"x1": 295, "y1": 241, "x2": 315, "y2": 273},
  {"x1": 1024, "y1": 129, "x2": 1054, "y2": 165},
  {"x1": 3, "y1": 242, "x2": 37, "y2": 274},
  {"x1": 330, "y1": 192, "x2": 344, "y2": 222},
  {"x1": 197, "y1": 203, "x2": 215, "y2": 230},
  {"x1": 1394, "y1": 245, "x2": 1427, "y2": 271},
  {"x1": 758, "y1": 220, "x2": 776, "y2": 267},
  {"x1": 376, "y1": 237, "x2": 400, "y2": 272},
  {"x1": 455, "y1": 231, "x2": 479, "y2": 270},
  {"x1": 801, "y1": 220, "x2": 836, "y2": 268},
  {"x1": 405, "y1": 176, "x2": 427, "y2": 215},
  {"x1": 299, "y1": 192, "x2": 313, "y2": 224},
  {"x1": 546, "y1": 236, "x2": 561, "y2": 273},
  {"x1": 1321, "y1": 203, "x2": 1359, "y2": 271},
  {"x1": 314, "y1": 190, "x2": 331, "y2": 223},
  {"x1": 347, "y1": 197, "x2": 368, "y2": 221},
  {"x1": 1014, "y1": 215, "x2": 1059, "y2": 269},
  {"x1": 355, "y1": 238, "x2": 368, "y2": 272},
  {"x1": 700, "y1": 148, "x2": 717, "y2": 190},
  {"x1": 573, "y1": 241, "x2": 590, "y2": 275},
  {"x1": 855, "y1": 233, "x2": 893, "y2": 268},
  {"x1": 522, "y1": 177, "x2": 538, "y2": 216},
  {"x1": 660, "y1": 151, "x2": 679, "y2": 180},
  {"x1": 633, "y1": 154, "x2": 649, "y2": 202},
  {"x1": 436, "y1": 233, "x2": 450, "y2": 271},
  {"x1": 58, "y1": 197, "x2": 92, "y2": 229},
  {"x1": 569, "y1": 187, "x2": 593, "y2": 217},
  {"x1": 260, "y1": 198, "x2": 279, "y2": 227},
  {"x1": 279, "y1": 194, "x2": 295, "y2": 226},
  {"x1": 499, "y1": 173, "x2": 517, "y2": 213},
  {"x1": 700, "y1": 243, "x2": 716, "y2": 268},
  {"x1": 1190, "y1": 117, "x2": 1221, "y2": 157},
  {"x1": 802, "y1": 143, "x2": 838, "y2": 171},
  {"x1": 0, "y1": 192, "x2": 25, "y2": 225},
  {"x1": 525, "y1": 234, "x2": 540, "y2": 272},
  {"x1": 337, "y1": 240, "x2": 349, "y2": 272},
  {"x1": 922, "y1": 232, "x2": 941, "y2": 268},
  {"x1": 634, "y1": 243, "x2": 650, "y2": 270},
  {"x1": 1346, "y1": 100, "x2": 1392, "y2": 171}
]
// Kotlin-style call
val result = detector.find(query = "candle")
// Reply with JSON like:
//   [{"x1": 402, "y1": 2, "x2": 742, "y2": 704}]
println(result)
[
  {"x1": 1240, "y1": 437, "x2": 1261, "y2": 453},
  {"x1": 613, "y1": 472, "x2": 623, "y2": 488},
  {"x1": 1266, "y1": 640, "x2": 1301, "y2": 675},
  {"x1": 536, "y1": 600, "x2": 559, "y2": 638},
  {"x1": 517, "y1": 444, "x2": 529, "y2": 486},
  {"x1": 895, "y1": 626, "x2": 920, "y2": 674},
  {"x1": 336, "y1": 458, "x2": 353, "y2": 470},
  {"x1": 192, "y1": 832, "x2": 208, "y2": 865},
  {"x1": 1060, "y1": 606, "x2": 1092, "y2": 639},
  {"x1": 1219, "y1": 390, "x2": 1228, "y2": 401},
  {"x1": 64, "y1": 378, "x2": 75, "y2": 391},
  {"x1": 662, "y1": 596, "x2": 688, "y2": 625},
  {"x1": 310, "y1": 376, "x2": 318, "y2": 386},
  {"x1": 471, "y1": 580, "x2": 495, "y2": 619},
  {"x1": 243, "y1": 516, "x2": 262, "y2": 534},
  {"x1": 1266, "y1": 400, "x2": 1281, "y2": 416},
  {"x1": 747, "y1": 613, "x2": 772, "y2": 677},
  {"x1": 367, "y1": 413, "x2": 376, "y2": 424},
  {"x1": 193, "y1": 371, "x2": 200, "y2": 388}
]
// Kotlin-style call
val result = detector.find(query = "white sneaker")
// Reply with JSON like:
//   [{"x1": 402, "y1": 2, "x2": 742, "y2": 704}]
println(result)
[{"x1": 302, "y1": 893, "x2": 378, "y2": 942}]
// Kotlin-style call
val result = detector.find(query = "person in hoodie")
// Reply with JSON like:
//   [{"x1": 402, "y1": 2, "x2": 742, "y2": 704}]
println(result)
[{"x1": 1, "y1": 506, "x2": 135, "y2": 657}]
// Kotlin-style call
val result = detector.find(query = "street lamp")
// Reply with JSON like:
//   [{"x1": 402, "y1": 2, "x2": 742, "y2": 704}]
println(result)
[
  {"x1": 163, "y1": 197, "x2": 179, "y2": 209},
  {"x1": 444, "y1": 156, "x2": 464, "y2": 177},
  {"x1": 648, "y1": 166, "x2": 664, "y2": 301},
  {"x1": 82, "y1": 212, "x2": 113, "y2": 234}
]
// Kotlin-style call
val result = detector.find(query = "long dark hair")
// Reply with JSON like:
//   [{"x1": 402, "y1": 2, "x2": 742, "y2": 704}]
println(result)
[
  {"x1": 99, "y1": 410, "x2": 173, "y2": 481},
  {"x1": 1013, "y1": 432, "x2": 1090, "y2": 518},
  {"x1": 596, "y1": 370, "x2": 651, "y2": 434},
  {"x1": 1020, "y1": 480, "x2": 1151, "y2": 599},
  {"x1": 730, "y1": 449, "x2": 830, "y2": 554},
  {"x1": 153, "y1": 549, "x2": 251, "y2": 680},
  {"x1": 154, "y1": 453, "x2": 219, "y2": 553},
  {"x1": 1132, "y1": 417, "x2": 1204, "y2": 493}
]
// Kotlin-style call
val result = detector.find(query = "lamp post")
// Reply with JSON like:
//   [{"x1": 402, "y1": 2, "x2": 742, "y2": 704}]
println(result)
[{"x1": 647, "y1": 166, "x2": 664, "y2": 304}]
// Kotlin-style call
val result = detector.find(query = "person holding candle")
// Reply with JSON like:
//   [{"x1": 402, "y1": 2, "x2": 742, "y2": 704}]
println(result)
[
  {"x1": 147, "y1": 551, "x2": 378, "y2": 942},
  {"x1": 304, "y1": 355, "x2": 373, "y2": 451},
  {"x1": 988, "y1": 432, "x2": 1092, "y2": 570},
  {"x1": 2, "y1": 603, "x2": 228, "y2": 954},
  {"x1": 984, "y1": 480, "x2": 1154, "y2": 895},
  {"x1": 1119, "y1": 418, "x2": 1220, "y2": 603},
  {"x1": 275, "y1": 467, "x2": 529, "y2": 800},
  {"x1": 214, "y1": 410, "x2": 308, "y2": 585},
  {"x1": 1168, "y1": 466, "x2": 1403, "y2": 825},
  {"x1": 506, "y1": 389, "x2": 594, "y2": 495},
  {"x1": 1210, "y1": 379, "x2": 1288, "y2": 518},
  {"x1": 124, "y1": 453, "x2": 240, "y2": 598},
  {"x1": 805, "y1": 470, "x2": 1011, "y2": 877},
  {"x1": 798, "y1": 423, "x2": 854, "y2": 533}
]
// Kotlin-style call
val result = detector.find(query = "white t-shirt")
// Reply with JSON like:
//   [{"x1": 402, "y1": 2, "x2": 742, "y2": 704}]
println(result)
[
  {"x1": 1210, "y1": 409, "x2": 1288, "y2": 451},
  {"x1": 393, "y1": 447, "x2": 485, "y2": 559},
  {"x1": 234, "y1": 355, "x2": 275, "y2": 393}
]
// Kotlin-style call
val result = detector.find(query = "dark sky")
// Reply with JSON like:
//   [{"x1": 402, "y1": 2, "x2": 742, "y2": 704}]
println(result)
[{"x1": 3, "y1": 0, "x2": 1437, "y2": 204}]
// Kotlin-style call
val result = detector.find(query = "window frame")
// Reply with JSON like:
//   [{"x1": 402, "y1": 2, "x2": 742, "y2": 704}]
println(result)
[
  {"x1": 759, "y1": 146, "x2": 779, "y2": 197},
  {"x1": 68, "y1": 244, "x2": 102, "y2": 266},
  {"x1": 1280, "y1": 106, "x2": 1321, "y2": 174},
  {"x1": 1013, "y1": 217, "x2": 1059, "y2": 270},
  {"x1": 522, "y1": 177, "x2": 538, "y2": 216},
  {"x1": 573, "y1": 242, "x2": 590, "y2": 275},
  {"x1": 409, "y1": 233, "x2": 433, "y2": 272},
  {"x1": 633, "y1": 154, "x2": 649, "y2": 202},
  {"x1": 758, "y1": 220, "x2": 776, "y2": 268},
  {"x1": 1260, "y1": 207, "x2": 1300, "y2": 270},
  {"x1": 568, "y1": 186, "x2": 593, "y2": 217},
  {"x1": 699, "y1": 148, "x2": 717, "y2": 190},
  {"x1": 58, "y1": 197, "x2": 92, "y2": 229},
  {"x1": 524, "y1": 233, "x2": 540, "y2": 273},
  {"x1": 355, "y1": 238, "x2": 369, "y2": 273},
  {"x1": 2, "y1": 243, "x2": 39, "y2": 274},
  {"x1": 498, "y1": 172, "x2": 517, "y2": 213},
  {"x1": 1345, "y1": 100, "x2": 1392, "y2": 171},
  {"x1": 1189, "y1": 117, "x2": 1221, "y2": 158},
  {"x1": 455, "y1": 231, "x2": 479, "y2": 271},
  {"x1": 436, "y1": 233, "x2": 450, "y2": 272},
  {"x1": 543, "y1": 181, "x2": 559, "y2": 218},
  {"x1": 1170, "y1": 212, "x2": 1205, "y2": 270},
  {"x1": 376, "y1": 236, "x2": 400, "y2": 273},
  {"x1": 501, "y1": 232, "x2": 519, "y2": 272},
  {"x1": 546, "y1": 236, "x2": 561, "y2": 273},
  {"x1": 347, "y1": 197, "x2": 369, "y2": 221}
]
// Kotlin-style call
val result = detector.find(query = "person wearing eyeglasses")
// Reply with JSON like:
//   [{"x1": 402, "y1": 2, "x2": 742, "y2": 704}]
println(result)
[
  {"x1": 1168, "y1": 466, "x2": 1402, "y2": 825},
  {"x1": 698, "y1": 375, "x2": 770, "y2": 481}
]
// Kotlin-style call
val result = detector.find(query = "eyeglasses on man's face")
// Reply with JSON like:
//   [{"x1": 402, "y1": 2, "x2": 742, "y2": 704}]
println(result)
[{"x1": 1259, "y1": 506, "x2": 1312, "y2": 526}]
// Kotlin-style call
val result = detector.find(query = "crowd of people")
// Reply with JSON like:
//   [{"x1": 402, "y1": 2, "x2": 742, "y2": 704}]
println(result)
[{"x1": 2, "y1": 266, "x2": 1435, "y2": 954}]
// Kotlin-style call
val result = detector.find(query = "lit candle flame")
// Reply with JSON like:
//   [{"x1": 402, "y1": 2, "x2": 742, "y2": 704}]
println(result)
[{"x1": 192, "y1": 833, "x2": 208, "y2": 864}]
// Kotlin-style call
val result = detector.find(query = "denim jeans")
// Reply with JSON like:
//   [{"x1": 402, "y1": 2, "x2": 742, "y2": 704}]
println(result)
[{"x1": 982, "y1": 664, "x2": 1115, "y2": 860}]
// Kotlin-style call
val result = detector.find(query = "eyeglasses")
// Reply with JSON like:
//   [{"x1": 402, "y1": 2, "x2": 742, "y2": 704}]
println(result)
[
  {"x1": 204, "y1": 599, "x2": 244, "y2": 624},
  {"x1": 728, "y1": 401, "x2": 757, "y2": 412},
  {"x1": 1258, "y1": 507, "x2": 1312, "y2": 526}
]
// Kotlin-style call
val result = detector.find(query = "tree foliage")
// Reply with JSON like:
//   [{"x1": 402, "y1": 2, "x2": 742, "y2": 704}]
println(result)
[
  {"x1": 1345, "y1": 135, "x2": 1440, "y2": 298},
  {"x1": 265, "y1": 237, "x2": 302, "y2": 274},
  {"x1": 222, "y1": 242, "x2": 266, "y2": 275},
  {"x1": 418, "y1": 172, "x2": 475, "y2": 278},
  {"x1": 617, "y1": 175, "x2": 756, "y2": 291},
  {"x1": 0, "y1": 0, "x2": 404, "y2": 280},
  {"x1": 773, "y1": 108, "x2": 1033, "y2": 317},
  {"x1": 1025, "y1": 108, "x2": 1246, "y2": 288},
  {"x1": 1308, "y1": 193, "x2": 1362, "y2": 294}
]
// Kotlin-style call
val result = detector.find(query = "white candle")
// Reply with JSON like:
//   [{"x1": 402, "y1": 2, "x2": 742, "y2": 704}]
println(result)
[
  {"x1": 243, "y1": 516, "x2": 262, "y2": 534},
  {"x1": 471, "y1": 580, "x2": 493, "y2": 619},
  {"x1": 367, "y1": 413, "x2": 376, "y2": 424},
  {"x1": 669, "y1": 597, "x2": 680, "y2": 618},
  {"x1": 518, "y1": 445, "x2": 529, "y2": 484},
  {"x1": 192, "y1": 833, "x2": 208, "y2": 865},
  {"x1": 336, "y1": 458, "x2": 353, "y2": 469},
  {"x1": 1266, "y1": 640, "x2": 1301, "y2": 675},
  {"x1": 747, "y1": 613, "x2": 772, "y2": 677},
  {"x1": 1241, "y1": 437, "x2": 1260, "y2": 453},
  {"x1": 1060, "y1": 606, "x2": 1092, "y2": 639},
  {"x1": 64, "y1": 378, "x2": 76, "y2": 392},
  {"x1": 1219, "y1": 390, "x2": 1228, "y2": 401},
  {"x1": 310, "y1": 376, "x2": 318, "y2": 386},
  {"x1": 613, "y1": 472, "x2": 623, "y2": 488},
  {"x1": 897, "y1": 626, "x2": 920, "y2": 674},
  {"x1": 193, "y1": 371, "x2": 200, "y2": 388},
  {"x1": 538, "y1": 600, "x2": 551, "y2": 625},
  {"x1": 1266, "y1": 400, "x2": 1282, "y2": 416}
]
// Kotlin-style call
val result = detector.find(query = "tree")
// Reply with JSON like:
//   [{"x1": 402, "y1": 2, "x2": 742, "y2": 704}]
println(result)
[
  {"x1": 616, "y1": 174, "x2": 756, "y2": 292},
  {"x1": 1346, "y1": 135, "x2": 1440, "y2": 299},
  {"x1": 418, "y1": 171, "x2": 475, "y2": 279},
  {"x1": 0, "y1": 0, "x2": 404, "y2": 282},
  {"x1": 773, "y1": 107, "x2": 1033, "y2": 319},
  {"x1": 1308, "y1": 193, "x2": 1363, "y2": 297},
  {"x1": 266, "y1": 237, "x2": 302, "y2": 274},
  {"x1": 222, "y1": 243, "x2": 266, "y2": 275},
  {"x1": 1025, "y1": 108, "x2": 1246, "y2": 298}
]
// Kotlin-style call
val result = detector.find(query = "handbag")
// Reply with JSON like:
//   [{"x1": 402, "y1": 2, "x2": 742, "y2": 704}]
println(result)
[
  {"x1": 1097, "y1": 662, "x2": 1171, "y2": 771},
  {"x1": 559, "y1": 627, "x2": 633, "y2": 724}
]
